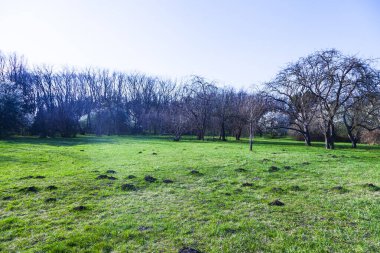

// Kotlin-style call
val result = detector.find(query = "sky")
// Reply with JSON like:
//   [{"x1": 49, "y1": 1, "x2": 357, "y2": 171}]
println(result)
[{"x1": 1, "y1": 0, "x2": 379, "y2": 88}]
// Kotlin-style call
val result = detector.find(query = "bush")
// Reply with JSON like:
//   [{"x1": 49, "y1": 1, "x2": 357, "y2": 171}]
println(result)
[{"x1": 361, "y1": 130, "x2": 380, "y2": 145}]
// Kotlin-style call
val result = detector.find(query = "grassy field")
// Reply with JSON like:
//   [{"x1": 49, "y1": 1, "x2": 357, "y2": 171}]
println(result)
[{"x1": 0, "y1": 136, "x2": 379, "y2": 253}]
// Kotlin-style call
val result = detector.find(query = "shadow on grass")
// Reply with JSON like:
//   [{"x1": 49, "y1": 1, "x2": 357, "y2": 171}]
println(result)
[
  {"x1": 1, "y1": 135, "x2": 114, "y2": 146},
  {"x1": 2, "y1": 134, "x2": 379, "y2": 151}
]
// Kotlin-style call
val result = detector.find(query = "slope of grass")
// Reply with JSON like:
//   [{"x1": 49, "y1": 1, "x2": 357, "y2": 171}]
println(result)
[{"x1": 0, "y1": 136, "x2": 379, "y2": 252}]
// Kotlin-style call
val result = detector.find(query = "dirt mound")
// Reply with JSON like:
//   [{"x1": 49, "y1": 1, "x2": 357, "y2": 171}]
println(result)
[
  {"x1": 235, "y1": 168, "x2": 247, "y2": 172},
  {"x1": 106, "y1": 170, "x2": 117, "y2": 174},
  {"x1": 3, "y1": 196, "x2": 13, "y2": 200},
  {"x1": 20, "y1": 176, "x2": 34, "y2": 180},
  {"x1": 20, "y1": 186, "x2": 38, "y2": 193},
  {"x1": 127, "y1": 175, "x2": 136, "y2": 179},
  {"x1": 45, "y1": 197, "x2": 57, "y2": 203},
  {"x1": 73, "y1": 205, "x2": 87, "y2": 211},
  {"x1": 96, "y1": 175, "x2": 117, "y2": 180},
  {"x1": 163, "y1": 179, "x2": 174, "y2": 183},
  {"x1": 35, "y1": 175, "x2": 46, "y2": 179},
  {"x1": 364, "y1": 183, "x2": 380, "y2": 191},
  {"x1": 190, "y1": 170, "x2": 203, "y2": 176},
  {"x1": 283, "y1": 166, "x2": 292, "y2": 170},
  {"x1": 178, "y1": 248, "x2": 202, "y2": 253},
  {"x1": 46, "y1": 185, "x2": 58, "y2": 190},
  {"x1": 144, "y1": 175, "x2": 157, "y2": 182},
  {"x1": 121, "y1": 184, "x2": 137, "y2": 191},
  {"x1": 268, "y1": 166, "x2": 280, "y2": 172},
  {"x1": 269, "y1": 199, "x2": 285, "y2": 206},
  {"x1": 241, "y1": 183, "x2": 253, "y2": 187}
]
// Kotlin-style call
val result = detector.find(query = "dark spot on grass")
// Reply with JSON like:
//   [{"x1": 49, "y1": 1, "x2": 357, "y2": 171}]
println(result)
[
  {"x1": 262, "y1": 159, "x2": 270, "y2": 162},
  {"x1": 269, "y1": 199, "x2": 285, "y2": 206},
  {"x1": 331, "y1": 186, "x2": 349, "y2": 193},
  {"x1": 179, "y1": 247, "x2": 202, "y2": 253},
  {"x1": 144, "y1": 175, "x2": 157, "y2": 182},
  {"x1": 224, "y1": 228, "x2": 237, "y2": 234},
  {"x1": 283, "y1": 166, "x2": 292, "y2": 170},
  {"x1": 46, "y1": 185, "x2": 58, "y2": 190},
  {"x1": 20, "y1": 175, "x2": 34, "y2": 180},
  {"x1": 3, "y1": 196, "x2": 13, "y2": 200},
  {"x1": 45, "y1": 197, "x2": 57, "y2": 203},
  {"x1": 35, "y1": 175, "x2": 45, "y2": 179},
  {"x1": 271, "y1": 187, "x2": 285, "y2": 193},
  {"x1": 102, "y1": 245, "x2": 113, "y2": 253},
  {"x1": 235, "y1": 168, "x2": 247, "y2": 172},
  {"x1": 19, "y1": 186, "x2": 38, "y2": 193},
  {"x1": 91, "y1": 170, "x2": 100, "y2": 173},
  {"x1": 363, "y1": 183, "x2": 380, "y2": 191},
  {"x1": 268, "y1": 166, "x2": 280, "y2": 172},
  {"x1": 80, "y1": 149, "x2": 84, "y2": 151},
  {"x1": 241, "y1": 183, "x2": 253, "y2": 187},
  {"x1": 289, "y1": 185, "x2": 302, "y2": 191},
  {"x1": 190, "y1": 170, "x2": 203, "y2": 176},
  {"x1": 127, "y1": 175, "x2": 136, "y2": 179},
  {"x1": 224, "y1": 193, "x2": 232, "y2": 196},
  {"x1": 96, "y1": 175, "x2": 109, "y2": 179},
  {"x1": 234, "y1": 188, "x2": 243, "y2": 193},
  {"x1": 106, "y1": 170, "x2": 116, "y2": 174},
  {"x1": 121, "y1": 184, "x2": 137, "y2": 191},
  {"x1": 152, "y1": 152, "x2": 158, "y2": 155},
  {"x1": 73, "y1": 205, "x2": 87, "y2": 211},
  {"x1": 163, "y1": 179, "x2": 174, "y2": 183},
  {"x1": 107, "y1": 176, "x2": 117, "y2": 180},
  {"x1": 331, "y1": 155, "x2": 338, "y2": 158},
  {"x1": 302, "y1": 162, "x2": 310, "y2": 165},
  {"x1": 138, "y1": 151, "x2": 142, "y2": 154},
  {"x1": 138, "y1": 226, "x2": 152, "y2": 231}
]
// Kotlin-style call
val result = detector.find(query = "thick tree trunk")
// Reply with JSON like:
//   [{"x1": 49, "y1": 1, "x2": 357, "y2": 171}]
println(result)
[
  {"x1": 325, "y1": 122, "x2": 335, "y2": 149},
  {"x1": 303, "y1": 126, "x2": 312, "y2": 146},
  {"x1": 220, "y1": 122, "x2": 226, "y2": 141},
  {"x1": 235, "y1": 128, "x2": 242, "y2": 140},
  {"x1": 348, "y1": 131, "x2": 358, "y2": 148}
]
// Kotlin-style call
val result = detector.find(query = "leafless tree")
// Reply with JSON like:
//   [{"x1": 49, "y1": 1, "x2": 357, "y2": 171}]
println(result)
[{"x1": 182, "y1": 76, "x2": 217, "y2": 140}]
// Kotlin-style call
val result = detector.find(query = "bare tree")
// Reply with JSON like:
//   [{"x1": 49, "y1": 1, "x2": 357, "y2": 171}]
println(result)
[
  {"x1": 265, "y1": 62, "x2": 319, "y2": 146},
  {"x1": 182, "y1": 76, "x2": 217, "y2": 140},
  {"x1": 247, "y1": 93, "x2": 268, "y2": 151}
]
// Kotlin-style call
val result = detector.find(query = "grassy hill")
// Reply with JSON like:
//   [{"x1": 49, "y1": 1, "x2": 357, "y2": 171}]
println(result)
[{"x1": 0, "y1": 136, "x2": 379, "y2": 252}]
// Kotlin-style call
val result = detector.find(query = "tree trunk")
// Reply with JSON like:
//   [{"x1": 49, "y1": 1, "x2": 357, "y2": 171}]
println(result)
[
  {"x1": 220, "y1": 122, "x2": 226, "y2": 141},
  {"x1": 235, "y1": 128, "x2": 242, "y2": 140},
  {"x1": 348, "y1": 131, "x2": 358, "y2": 148},
  {"x1": 325, "y1": 122, "x2": 335, "y2": 149},
  {"x1": 303, "y1": 125, "x2": 312, "y2": 146},
  {"x1": 249, "y1": 122, "x2": 254, "y2": 151}
]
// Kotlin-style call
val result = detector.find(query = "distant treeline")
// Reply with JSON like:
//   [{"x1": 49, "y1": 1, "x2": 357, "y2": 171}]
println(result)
[{"x1": 0, "y1": 49, "x2": 379, "y2": 149}]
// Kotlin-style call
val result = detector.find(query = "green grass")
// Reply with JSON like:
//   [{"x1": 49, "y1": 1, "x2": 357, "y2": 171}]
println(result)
[{"x1": 0, "y1": 135, "x2": 379, "y2": 252}]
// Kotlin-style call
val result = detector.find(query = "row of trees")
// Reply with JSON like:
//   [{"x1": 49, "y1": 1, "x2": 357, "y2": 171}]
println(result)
[{"x1": 0, "y1": 49, "x2": 379, "y2": 149}]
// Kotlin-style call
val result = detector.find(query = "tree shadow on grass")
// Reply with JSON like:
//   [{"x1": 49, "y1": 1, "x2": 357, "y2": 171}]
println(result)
[{"x1": 1, "y1": 135, "x2": 114, "y2": 147}]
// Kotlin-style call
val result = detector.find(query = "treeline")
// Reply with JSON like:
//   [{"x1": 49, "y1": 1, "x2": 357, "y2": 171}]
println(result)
[{"x1": 0, "y1": 49, "x2": 379, "y2": 149}]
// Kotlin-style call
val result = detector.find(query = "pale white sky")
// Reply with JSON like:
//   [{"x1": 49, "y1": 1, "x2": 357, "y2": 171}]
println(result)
[{"x1": 1, "y1": 0, "x2": 379, "y2": 88}]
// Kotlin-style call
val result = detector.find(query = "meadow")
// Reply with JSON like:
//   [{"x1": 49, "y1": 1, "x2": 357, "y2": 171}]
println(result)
[{"x1": 0, "y1": 136, "x2": 379, "y2": 253}]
